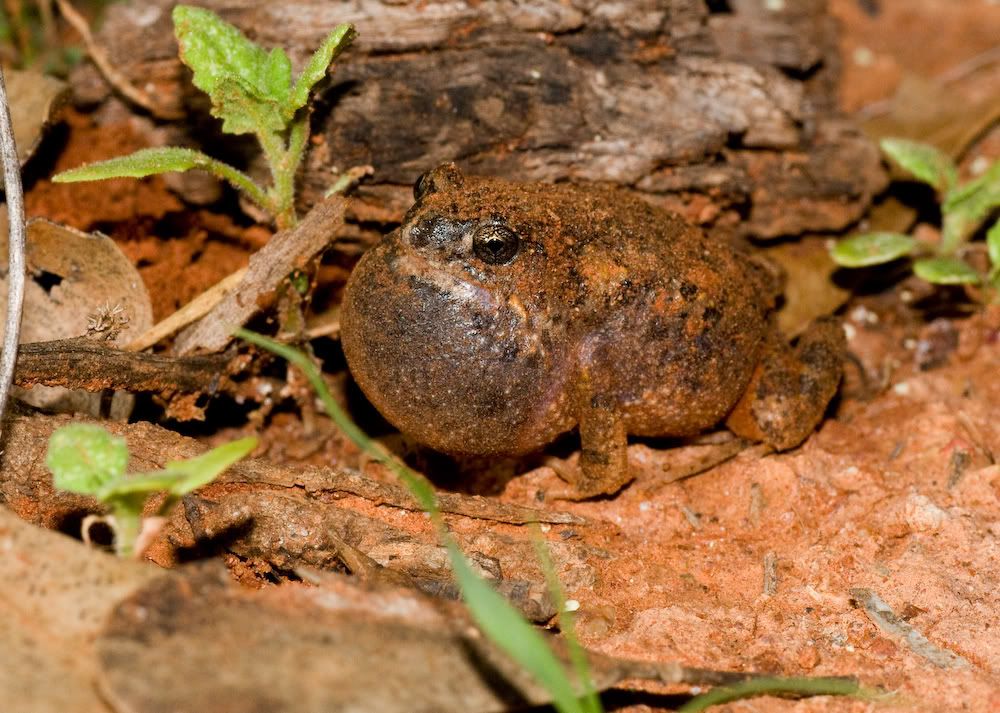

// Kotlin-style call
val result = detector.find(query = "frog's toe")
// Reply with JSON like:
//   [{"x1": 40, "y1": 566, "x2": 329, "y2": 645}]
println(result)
[{"x1": 726, "y1": 317, "x2": 845, "y2": 451}]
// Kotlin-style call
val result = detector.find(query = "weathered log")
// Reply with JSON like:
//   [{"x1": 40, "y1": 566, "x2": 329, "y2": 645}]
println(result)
[{"x1": 72, "y1": 0, "x2": 884, "y2": 240}]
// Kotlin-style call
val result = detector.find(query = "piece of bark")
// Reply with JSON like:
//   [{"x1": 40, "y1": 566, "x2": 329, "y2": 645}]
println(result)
[
  {"x1": 172, "y1": 195, "x2": 346, "y2": 355},
  {"x1": 14, "y1": 337, "x2": 233, "y2": 394},
  {"x1": 77, "y1": 0, "x2": 885, "y2": 241},
  {"x1": 177, "y1": 490, "x2": 564, "y2": 622}
]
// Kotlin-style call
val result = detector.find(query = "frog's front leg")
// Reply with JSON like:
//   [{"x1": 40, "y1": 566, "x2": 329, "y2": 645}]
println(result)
[{"x1": 561, "y1": 368, "x2": 631, "y2": 498}]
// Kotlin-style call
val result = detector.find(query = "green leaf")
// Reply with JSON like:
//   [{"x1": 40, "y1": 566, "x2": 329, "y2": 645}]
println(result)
[
  {"x1": 943, "y1": 161, "x2": 1000, "y2": 225},
  {"x1": 46, "y1": 425, "x2": 129, "y2": 495},
  {"x1": 289, "y1": 23, "x2": 356, "y2": 113},
  {"x1": 987, "y1": 219, "x2": 1000, "y2": 269},
  {"x1": 263, "y1": 47, "x2": 293, "y2": 107},
  {"x1": 173, "y1": 5, "x2": 291, "y2": 135},
  {"x1": 97, "y1": 436, "x2": 257, "y2": 501},
  {"x1": 913, "y1": 257, "x2": 981, "y2": 285},
  {"x1": 880, "y1": 138, "x2": 957, "y2": 193},
  {"x1": 678, "y1": 676, "x2": 873, "y2": 713},
  {"x1": 211, "y1": 77, "x2": 286, "y2": 135},
  {"x1": 829, "y1": 232, "x2": 917, "y2": 267},
  {"x1": 53, "y1": 147, "x2": 220, "y2": 182},
  {"x1": 161, "y1": 436, "x2": 258, "y2": 495}
]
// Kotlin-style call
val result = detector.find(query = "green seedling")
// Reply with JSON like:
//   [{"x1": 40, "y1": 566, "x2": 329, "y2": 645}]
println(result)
[
  {"x1": 46, "y1": 423, "x2": 256, "y2": 557},
  {"x1": 52, "y1": 6, "x2": 355, "y2": 229},
  {"x1": 831, "y1": 138, "x2": 1000, "y2": 300}
]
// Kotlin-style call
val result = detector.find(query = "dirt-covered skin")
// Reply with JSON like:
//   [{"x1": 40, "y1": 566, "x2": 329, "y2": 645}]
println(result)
[{"x1": 340, "y1": 164, "x2": 844, "y2": 496}]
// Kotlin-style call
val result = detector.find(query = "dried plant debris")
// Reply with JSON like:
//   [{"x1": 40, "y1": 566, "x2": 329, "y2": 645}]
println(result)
[
  {"x1": 0, "y1": 218, "x2": 153, "y2": 416},
  {"x1": 176, "y1": 490, "x2": 562, "y2": 622},
  {"x1": 851, "y1": 588, "x2": 971, "y2": 670},
  {"x1": 4, "y1": 69, "x2": 68, "y2": 166},
  {"x1": 1, "y1": 492, "x2": 747, "y2": 713}
]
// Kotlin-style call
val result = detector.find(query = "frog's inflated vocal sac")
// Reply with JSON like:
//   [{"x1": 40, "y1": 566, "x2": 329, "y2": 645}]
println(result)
[{"x1": 341, "y1": 164, "x2": 845, "y2": 497}]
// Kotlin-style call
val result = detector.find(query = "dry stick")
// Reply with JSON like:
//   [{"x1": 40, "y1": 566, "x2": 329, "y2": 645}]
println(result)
[
  {"x1": 54, "y1": 0, "x2": 183, "y2": 120},
  {"x1": 0, "y1": 67, "x2": 26, "y2": 439},
  {"x1": 127, "y1": 266, "x2": 248, "y2": 351},
  {"x1": 173, "y1": 195, "x2": 346, "y2": 355},
  {"x1": 14, "y1": 338, "x2": 232, "y2": 394}
]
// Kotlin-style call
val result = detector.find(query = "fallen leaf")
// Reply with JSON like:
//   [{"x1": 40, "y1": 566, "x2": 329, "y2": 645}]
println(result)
[
  {"x1": 5, "y1": 68, "x2": 68, "y2": 166},
  {"x1": 0, "y1": 218, "x2": 153, "y2": 416}
]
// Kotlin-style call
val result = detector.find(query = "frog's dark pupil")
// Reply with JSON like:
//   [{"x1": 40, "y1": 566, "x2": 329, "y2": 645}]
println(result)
[{"x1": 473, "y1": 224, "x2": 519, "y2": 265}]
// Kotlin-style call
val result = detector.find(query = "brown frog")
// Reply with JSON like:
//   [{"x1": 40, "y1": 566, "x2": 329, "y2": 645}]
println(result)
[{"x1": 340, "y1": 164, "x2": 844, "y2": 497}]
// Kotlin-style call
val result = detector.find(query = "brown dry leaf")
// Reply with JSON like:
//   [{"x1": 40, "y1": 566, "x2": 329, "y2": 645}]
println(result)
[
  {"x1": 766, "y1": 237, "x2": 851, "y2": 337},
  {"x1": 5, "y1": 68, "x2": 68, "y2": 165},
  {"x1": 0, "y1": 218, "x2": 153, "y2": 416}
]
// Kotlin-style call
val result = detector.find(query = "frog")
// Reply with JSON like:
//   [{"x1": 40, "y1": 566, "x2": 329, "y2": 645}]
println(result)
[{"x1": 340, "y1": 164, "x2": 845, "y2": 498}]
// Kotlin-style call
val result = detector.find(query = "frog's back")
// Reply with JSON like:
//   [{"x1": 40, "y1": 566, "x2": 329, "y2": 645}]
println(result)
[{"x1": 536, "y1": 183, "x2": 777, "y2": 437}]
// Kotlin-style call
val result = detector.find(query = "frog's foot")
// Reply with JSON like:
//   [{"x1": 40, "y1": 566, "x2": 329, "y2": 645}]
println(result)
[{"x1": 725, "y1": 316, "x2": 845, "y2": 451}]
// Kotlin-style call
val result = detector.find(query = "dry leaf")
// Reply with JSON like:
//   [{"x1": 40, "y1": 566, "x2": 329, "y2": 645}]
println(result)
[
  {"x1": 0, "y1": 218, "x2": 153, "y2": 416},
  {"x1": 5, "y1": 68, "x2": 68, "y2": 165}
]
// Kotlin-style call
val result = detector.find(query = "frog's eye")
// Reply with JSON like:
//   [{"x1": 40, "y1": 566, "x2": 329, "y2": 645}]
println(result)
[
  {"x1": 472, "y1": 223, "x2": 520, "y2": 265},
  {"x1": 413, "y1": 163, "x2": 465, "y2": 201}
]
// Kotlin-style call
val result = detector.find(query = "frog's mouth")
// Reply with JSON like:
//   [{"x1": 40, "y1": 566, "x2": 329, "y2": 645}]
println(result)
[{"x1": 390, "y1": 240, "x2": 502, "y2": 314}]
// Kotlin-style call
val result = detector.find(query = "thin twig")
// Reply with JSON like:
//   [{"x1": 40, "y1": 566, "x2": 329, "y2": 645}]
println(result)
[
  {"x1": 127, "y1": 267, "x2": 248, "y2": 351},
  {"x1": 54, "y1": 0, "x2": 183, "y2": 120},
  {"x1": 0, "y1": 66, "x2": 26, "y2": 440}
]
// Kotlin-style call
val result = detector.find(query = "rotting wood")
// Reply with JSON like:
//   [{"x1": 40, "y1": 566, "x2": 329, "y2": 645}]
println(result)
[
  {"x1": 14, "y1": 337, "x2": 233, "y2": 394},
  {"x1": 75, "y1": 0, "x2": 885, "y2": 241}
]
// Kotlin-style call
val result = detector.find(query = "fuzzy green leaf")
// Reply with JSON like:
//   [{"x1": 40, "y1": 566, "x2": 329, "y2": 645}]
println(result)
[
  {"x1": 913, "y1": 257, "x2": 981, "y2": 285},
  {"x1": 289, "y1": 23, "x2": 356, "y2": 113},
  {"x1": 880, "y1": 138, "x2": 957, "y2": 193},
  {"x1": 97, "y1": 437, "x2": 258, "y2": 501},
  {"x1": 211, "y1": 77, "x2": 286, "y2": 135},
  {"x1": 53, "y1": 147, "x2": 219, "y2": 182},
  {"x1": 174, "y1": 6, "x2": 271, "y2": 100},
  {"x1": 830, "y1": 232, "x2": 917, "y2": 267},
  {"x1": 161, "y1": 436, "x2": 258, "y2": 495},
  {"x1": 173, "y1": 5, "x2": 291, "y2": 135},
  {"x1": 47, "y1": 425, "x2": 129, "y2": 495},
  {"x1": 987, "y1": 219, "x2": 1000, "y2": 270},
  {"x1": 943, "y1": 161, "x2": 1000, "y2": 225}
]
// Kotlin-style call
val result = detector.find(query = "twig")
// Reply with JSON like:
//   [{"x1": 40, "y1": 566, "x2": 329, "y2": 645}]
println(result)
[
  {"x1": 15, "y1": 338, "x2": 233, "y2": 394},
  {"x1": 851, "y1": 588, "x2": 970, "y2": 670},
  {"x1": 173, "y1": 195, "x2": 346, "y2": 355},
  {"x1": 127, "y1": 267, "x2": 248, "y2": 351},
  {"x1": 0, "y1": 66, "x2": 26, "y2": 439},
  {"x1": 54, "y1": 0, "x2": 183, "y2": 120}
]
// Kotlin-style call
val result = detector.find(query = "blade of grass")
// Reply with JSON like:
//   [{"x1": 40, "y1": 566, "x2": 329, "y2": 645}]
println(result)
[{"x1": 678, "y1": 675, "x2": 877, "y2": 712}]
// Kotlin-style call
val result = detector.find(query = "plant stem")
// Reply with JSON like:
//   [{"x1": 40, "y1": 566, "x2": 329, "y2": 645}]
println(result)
[
  {"x1": 257, "y1": 129, "x2": 297, "y2": 230},
  {"x1": 201, "y1": 155, "x2": 273, "y2": 215},
  {"x1": 0, "y1": 66, "x2": 26, "y2": 442}
]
